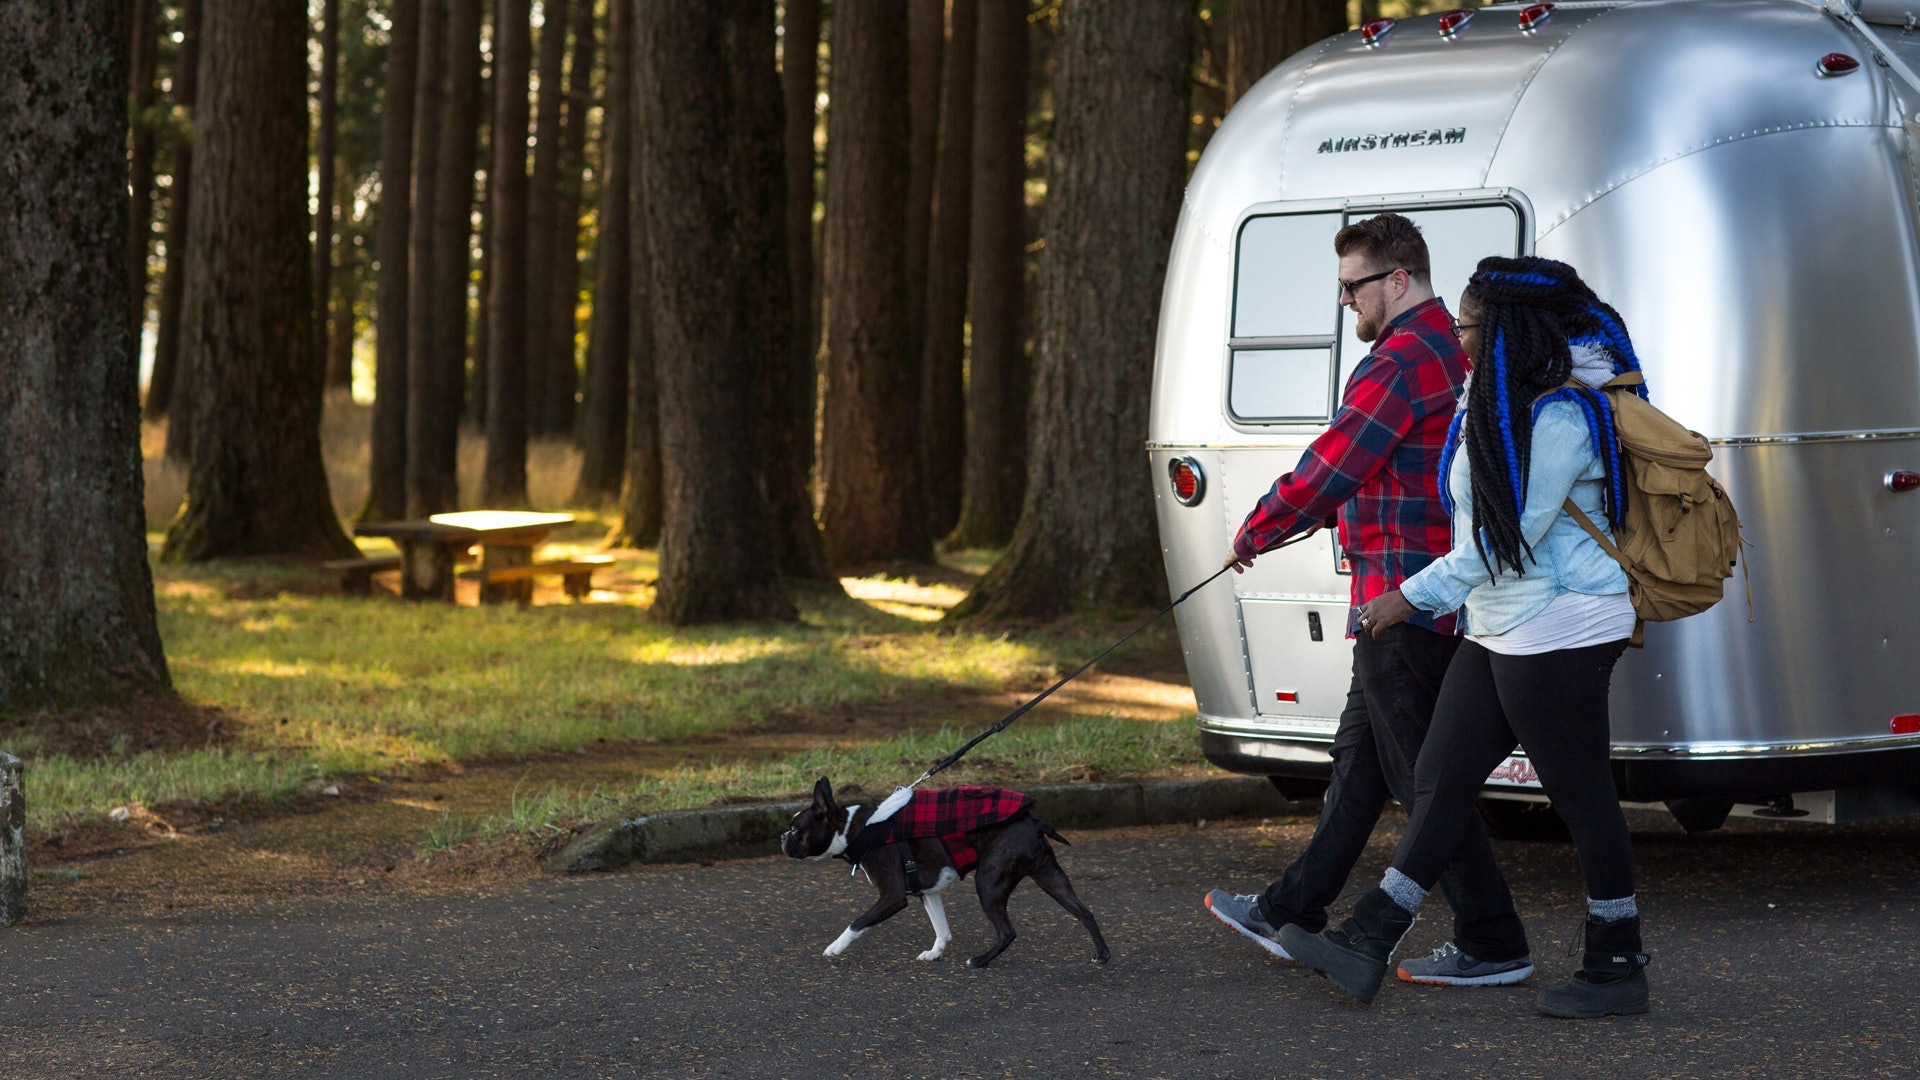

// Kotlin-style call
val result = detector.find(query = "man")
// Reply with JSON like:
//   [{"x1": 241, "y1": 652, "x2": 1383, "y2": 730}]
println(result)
[{"x1": 1202, "y1": 213, "x2": 1532, "y2": 988}]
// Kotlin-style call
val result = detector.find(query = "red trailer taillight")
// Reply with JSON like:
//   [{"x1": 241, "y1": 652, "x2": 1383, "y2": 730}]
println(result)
[
  {"x1": 1887, "y1": 470, "x2": 1920, "y2": 492},
  {"x1": 1168, "y1": 457, "x2": 1206, "y2": 506},
  {"x1": 1438, "y1": 9, "x2": 1473, "y2": 36},
  {"x1": 1892, "y1": 715, "x2": 1920, "y2": 735},
  {"x1": 1362, "y1": 18, "x2": 1395, "y2": 46},
  {"x1": 1518, "y1": 3, "x2": 1554, "y2": 30},
  {"x1": 1817, "y1": 52, "x2": 1860, "y2": 77}
]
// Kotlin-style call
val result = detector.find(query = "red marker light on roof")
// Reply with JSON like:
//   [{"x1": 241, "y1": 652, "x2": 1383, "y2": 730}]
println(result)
[
  {"x1": 1438, "y1": 9, "x2": 1473, "y2": 36},
  {"x1": 1888, "y1": 470, "x2": 1920, "y2": 492},
  {"x1": 1362, "y1": 18, "x2": 1396, "y2": 46},
  {"x1": 1169, "y1": 456, "x2": 1206, "y2": 506},
  {"x1": 1518, "y1": 3, "x2": 1554, "y2": 30},
  {"x1": 1892, "y1": 714, "x2": 1920, "y2": 735},
  {"x1": 1817, "y1": 52, "x2": 1860, "y2": 76}
]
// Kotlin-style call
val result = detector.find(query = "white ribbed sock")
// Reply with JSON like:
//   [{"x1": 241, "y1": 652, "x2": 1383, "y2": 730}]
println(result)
[
  {"x1": 1588, "y1": 893, "x2": 1638, "y2": 921},
  {"x1": 1382, "y1": 868, "x2": 1428, "y2": 914}
]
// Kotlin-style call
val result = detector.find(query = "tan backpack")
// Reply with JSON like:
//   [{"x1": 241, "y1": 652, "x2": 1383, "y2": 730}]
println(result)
[{"x1": 1560, "y1": 372, "x2": 1749, "y2": 643}]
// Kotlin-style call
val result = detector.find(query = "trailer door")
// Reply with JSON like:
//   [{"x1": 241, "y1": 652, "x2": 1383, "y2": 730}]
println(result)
[{"x1": 1226, "y1": 196, "x2": 1528, "y2": 729}]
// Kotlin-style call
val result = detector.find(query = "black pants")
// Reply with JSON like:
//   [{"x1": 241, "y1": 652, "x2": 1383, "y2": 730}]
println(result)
[
  {"x1": 1392, "y1": 637, "x2": 1635, "y2": 903},
  {"x1": 1259, "y1": 623, "x2": 1530, "y2": 962}
]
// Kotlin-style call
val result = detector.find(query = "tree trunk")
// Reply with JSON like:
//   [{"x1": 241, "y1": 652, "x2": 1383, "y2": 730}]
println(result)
[
  {"x1": 763, "y1": 0, "x2": 831, "y2": 581},
  {"x1": 612, "y1": 42, "x2": 660, "y2": 551},
  {"x1": 160, "y1": 0, "x2": 357, "y2": 562},
  {"x1": 944, "y1": 0, "x2": 1029, "y2": 550},
  {"x1": 545, "y1": 0, "x2": 597, "y2": 437},
  {"x1": 818, "y1": 0, "x2": 929, "y2": 569},
  {"x1": 417, "y1": 0, "x2": 485, "y2": 512},
  {"x1": 328, "y1": 184, "x2": 358, "y2": 391},
  {"x1": 468, "y1": 121, "x2": 491, "y2": 429},
  {"x1": 572, "y1": 0, "x2": 630, "y2": 506},
  {"x1": 315, "y1": 0, "x2": 341, "y2": 373},
  {"x1": 612, "y1": 0, "x2": 660, "y2": 549},
  {"x1": 634, "y1": 0, "x2": 795, "y2": 623},
  {"x1": 128, "y1": 0, "x2": 160, "y2": 344},
  {"x1": 919, "y1": 0, "x2": 977, "y2": 539},
  {"x1": 365, "y1": 0, "x2": 420, "y2": 520},
  {"x1": 1227, "y1": 0, "x2": 1347, "y2": 107},
  {"x1": 782, "y1": 0, "x2": 821, "y2": 422},
  {"x1": 146, "y1": 0, "x2": 201, "y2": 430},
  {"x1": 0, "y1": 0, "x2": 172, "y2": 708},
  {"x1": 952, "y1": 0, "x2": 1190, "y2": 619},
  {"x1": 524, "y1": 0, "x2": 568, "y2": 436},
  {"x1": 482, "y1": 0, "x2": 532, "y2": 507},
  {"x1": 404, "y1": 0, "x2": 448, "y2": 517},
  {"x1": 906, "y1": 0, "x2": 944, "y2": 377}
]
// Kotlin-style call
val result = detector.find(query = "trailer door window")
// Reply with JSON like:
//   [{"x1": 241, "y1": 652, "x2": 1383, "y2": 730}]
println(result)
[{"x1": 1229, "y1": 212, "x2": 1341, "y2": 423}]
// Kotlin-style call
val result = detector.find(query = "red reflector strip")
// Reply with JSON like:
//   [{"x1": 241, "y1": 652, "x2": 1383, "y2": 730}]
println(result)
[
  {"x1": 1518, "y1": 3, "x2": 1553, "y2": 30},
  {"x1": 1275, "y1": 690, "x2": 1299, "y2": 703},
  {"x1": 1893, "y1": 714, "x2": 1920, "y2": 735},
  {"x1": 1817, "y1": 52, "x2": 1860, "y2": 76}
]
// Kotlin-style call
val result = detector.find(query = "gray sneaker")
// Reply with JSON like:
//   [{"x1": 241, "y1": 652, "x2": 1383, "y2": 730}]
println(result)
[
  {"x1": 1204, "y1": 889, "x2": 1294, "y2": 961},
  {"x1": 1396, "y1": 942, "x2": 1534, "y2": 986}
]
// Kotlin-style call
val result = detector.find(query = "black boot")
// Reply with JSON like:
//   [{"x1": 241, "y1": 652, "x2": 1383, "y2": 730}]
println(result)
[
  {"x1": 1277, "y1": 888, "x2": 1414, "y2": 1004},
  {"x1": 1535, "y1": 915, "x2": 1650, "y2": 1018}
]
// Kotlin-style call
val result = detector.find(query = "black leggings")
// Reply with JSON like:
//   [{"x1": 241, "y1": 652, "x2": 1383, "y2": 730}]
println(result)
[{"x1": 1391, "y1": 637, "x2": 1635, "y2": 902}]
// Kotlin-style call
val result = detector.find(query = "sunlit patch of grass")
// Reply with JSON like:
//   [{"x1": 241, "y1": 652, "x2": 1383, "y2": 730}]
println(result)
[{"x1": 840, "y1": 574, "x2": 969, "y2": 622}]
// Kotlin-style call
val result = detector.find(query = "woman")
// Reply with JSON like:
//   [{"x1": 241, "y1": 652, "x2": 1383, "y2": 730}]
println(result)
[{"x1": 1277, "y1": 255, "x2": 1650, "y2": 1019}]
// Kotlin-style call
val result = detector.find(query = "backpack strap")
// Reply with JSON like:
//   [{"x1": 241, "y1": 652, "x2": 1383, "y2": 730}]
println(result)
[{"x1": 1563, "y1": 498, "x2": 1646, "y2": 648}]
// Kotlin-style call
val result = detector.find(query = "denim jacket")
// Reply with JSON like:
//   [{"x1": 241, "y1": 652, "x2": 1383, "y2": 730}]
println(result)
[{"x1": 1399, "y1": 399, "x2": 1629, "y2": 636}]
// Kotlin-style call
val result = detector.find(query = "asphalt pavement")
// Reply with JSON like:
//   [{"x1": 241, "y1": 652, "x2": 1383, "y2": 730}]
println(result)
[{"x1": 2, "y1": 811, "x2": 1916, "y2": 1078}]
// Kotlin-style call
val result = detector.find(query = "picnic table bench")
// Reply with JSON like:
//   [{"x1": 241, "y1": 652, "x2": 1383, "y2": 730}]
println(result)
[
  {"x1": 321, "y1": 554, "x2": 404, "y2": 595},
  {"x1": 459, "y1": 553, "x2": 615, "y2": 600}
]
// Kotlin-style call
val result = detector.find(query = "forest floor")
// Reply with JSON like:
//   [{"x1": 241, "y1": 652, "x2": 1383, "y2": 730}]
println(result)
[{"x1": 20, "y1": 417, "x2": 1209, "y2": 926}]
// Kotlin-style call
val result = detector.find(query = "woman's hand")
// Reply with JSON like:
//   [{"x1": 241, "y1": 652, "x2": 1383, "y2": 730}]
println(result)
[{"x1": 1356, "y1": 589, "x2": 1417, "y2": 639}]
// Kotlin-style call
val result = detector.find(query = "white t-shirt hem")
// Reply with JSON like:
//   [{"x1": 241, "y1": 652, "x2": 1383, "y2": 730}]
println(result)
[{"x1": 1473, "y1": 589, "x2": 1635, "y2": 655}]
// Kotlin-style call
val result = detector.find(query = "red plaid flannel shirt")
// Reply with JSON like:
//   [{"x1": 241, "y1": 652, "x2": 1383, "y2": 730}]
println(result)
[
  {"x1": 845, "y1": 786, "x2": 1035, "y2": 877},
  {"x1": 1232, "y1": 297, "x2": 1467, "y2": 637}
]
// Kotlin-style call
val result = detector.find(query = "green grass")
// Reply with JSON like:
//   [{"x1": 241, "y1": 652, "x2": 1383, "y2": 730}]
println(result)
[{"x1": 19, "y1": 552, "x2": 1198, "y2": 833}]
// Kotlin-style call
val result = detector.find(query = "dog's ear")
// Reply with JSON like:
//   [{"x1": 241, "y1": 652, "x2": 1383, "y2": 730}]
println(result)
[{"x1": 812, "y1": 776, "x2": 834, "y2": 809}]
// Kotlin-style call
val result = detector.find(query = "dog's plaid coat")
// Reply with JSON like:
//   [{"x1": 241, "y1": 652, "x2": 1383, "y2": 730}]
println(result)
[{"x1": 840, "y1": 786, "x2": 1036, "y2": 877}]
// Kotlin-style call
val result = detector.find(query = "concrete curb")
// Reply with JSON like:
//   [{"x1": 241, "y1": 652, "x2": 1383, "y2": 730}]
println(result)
[{"x1": 548, "y1": 776, "x2": 1300, "y2": 874}]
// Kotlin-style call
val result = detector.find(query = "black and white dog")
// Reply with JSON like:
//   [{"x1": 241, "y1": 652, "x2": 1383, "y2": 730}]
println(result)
[{"x1": 779, "y1": 777, "x2": 1110, "y2": 969}]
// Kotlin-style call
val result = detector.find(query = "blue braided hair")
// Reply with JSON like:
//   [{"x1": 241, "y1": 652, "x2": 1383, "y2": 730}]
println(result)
[
  {"x1": 1490, "y1": 329, "x2": 1526, "y2": 510},
  {"x1": 1437, "y1": 408, "x2": 1465, "y2": 518},
  {"x1": 1457, "y1": 255, "x2": 1634, "y2": 574}
]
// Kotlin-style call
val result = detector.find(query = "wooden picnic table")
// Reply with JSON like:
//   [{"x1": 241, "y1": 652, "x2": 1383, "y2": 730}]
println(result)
[{"x1": 354, "y1": 510, "x2": 575, "y2": 603}]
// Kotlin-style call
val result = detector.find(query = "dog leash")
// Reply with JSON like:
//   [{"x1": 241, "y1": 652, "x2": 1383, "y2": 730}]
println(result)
[{"x1": 904, "y1": 528, "x2": 1321, "y2": 790}]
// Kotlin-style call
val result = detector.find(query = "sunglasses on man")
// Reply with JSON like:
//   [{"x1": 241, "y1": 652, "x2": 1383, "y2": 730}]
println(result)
[{"x1": 1337, "y1": 267, "x2": 1401, "y2": 298}]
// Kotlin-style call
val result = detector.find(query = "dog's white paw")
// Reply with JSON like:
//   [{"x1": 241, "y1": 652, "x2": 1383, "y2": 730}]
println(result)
[
  {"x1": 916, "y1": 948, "x2": 945, "y2": 962},
  {"x1": 823, "y1": 926, "x2": 862, "y2": 957}
]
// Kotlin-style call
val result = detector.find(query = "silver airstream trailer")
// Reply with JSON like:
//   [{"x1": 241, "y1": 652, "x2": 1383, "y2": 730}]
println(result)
[{"x1": 1149, "y1": 0, "x2": 1920, "y2": 830}]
